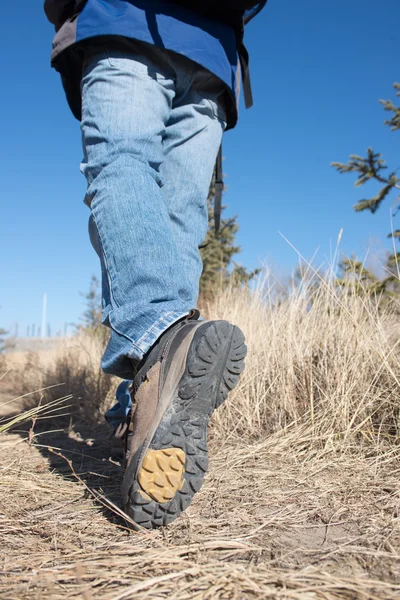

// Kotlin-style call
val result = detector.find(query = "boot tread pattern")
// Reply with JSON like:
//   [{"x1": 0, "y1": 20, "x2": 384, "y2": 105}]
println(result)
[{"x1": 126, "y1": 322, "x2": 246, "y2": 528}]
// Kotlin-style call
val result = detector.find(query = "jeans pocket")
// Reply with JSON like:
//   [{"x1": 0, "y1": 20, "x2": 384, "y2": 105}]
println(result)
[
  {"x1": 198, "y1": 91, "x2": 227, "y2": 128},
  {"x1": 196, "y1": 73, "x2": 228, "y2": 127},
  {"x1": 103, "y1": 43, "x2": 170, "y2": 83}
]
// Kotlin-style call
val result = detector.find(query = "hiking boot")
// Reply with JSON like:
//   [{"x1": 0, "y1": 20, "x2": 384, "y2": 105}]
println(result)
[{"x1": 119, "y1": 308, "x2": 247, "y2": 528}]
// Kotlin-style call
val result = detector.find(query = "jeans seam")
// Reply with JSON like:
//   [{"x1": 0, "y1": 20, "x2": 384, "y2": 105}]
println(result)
[{"x1": 90, "y1": 208, "x2": 123, "y2": 311}]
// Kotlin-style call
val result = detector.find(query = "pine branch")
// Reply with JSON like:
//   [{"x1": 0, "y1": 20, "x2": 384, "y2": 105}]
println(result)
[
  {"x1": 331, "y1": 147, "x2": 390, "y2": 186},
  {"x1": 387, "y1": 253, "x2": 399, "y2": 268},
  {"x1": 380, "y1": 82, "x2": 400, "y2": 131},
  {"x1": 332, "y1": 83, "x2": 400, "y2": 303},
  {"x1": 332, "y1": 147, "x2": 399, "y2": 214},
  {"x1": 353, "y1": 181, "x2": 396, "y2": 214}
]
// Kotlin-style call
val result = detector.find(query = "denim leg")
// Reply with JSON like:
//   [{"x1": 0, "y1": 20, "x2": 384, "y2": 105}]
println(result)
[
  {"x1": 88, "y1": 215, "x2": 112, "y2": 320},
  {"x1": 161, "y1": 76, "x2": 227, "y2": 306},
  {"x1": 80, "y1": 45, "x2": 224, "y2": 379}
]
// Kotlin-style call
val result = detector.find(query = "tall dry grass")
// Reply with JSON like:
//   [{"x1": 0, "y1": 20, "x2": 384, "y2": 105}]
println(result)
[
  {"x1": 4, "y1": 262, "x2": 400, "y2": 453},
  {"x1": 207, "y1": 265, "x2": 400, "y2": 450},
  {"x1": 4, "y1": 334, "x2": 116, "y2": 427}
]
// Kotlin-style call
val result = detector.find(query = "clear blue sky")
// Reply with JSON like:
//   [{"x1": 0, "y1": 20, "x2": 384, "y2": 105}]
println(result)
[{"x1": 1, "y1": 0, "x2": 399, "y2": 336}]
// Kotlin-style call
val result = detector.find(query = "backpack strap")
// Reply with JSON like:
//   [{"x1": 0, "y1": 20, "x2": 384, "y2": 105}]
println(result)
[
  {"x1": 211, "y1": 1, "x2": 268, "y2": 235},
  {"x1": 214, "y1": 145, "x2": 224, "y2": 234},
  {"x1": 238, "y1": 42, "x2": 253, "y2": 109},
  {"x1": 238, "y1": 0, "x2": 268, "y2": 108}
]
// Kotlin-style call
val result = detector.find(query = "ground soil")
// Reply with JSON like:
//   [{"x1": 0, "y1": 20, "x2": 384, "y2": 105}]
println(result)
[{"x1": 1, "y1": 387, "x2": 399, "y2": 600}]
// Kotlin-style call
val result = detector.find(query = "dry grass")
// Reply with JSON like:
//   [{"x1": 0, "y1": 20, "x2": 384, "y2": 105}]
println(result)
[
  {"x1": 4, "y1": 334, "x2": 117, "y2": 426},
  {"x1": 207, "y1": 269, "x2": 400, "y2": 446},
  {"x1": 1, "y1": 266, "x2": 400, "y2": 599}
]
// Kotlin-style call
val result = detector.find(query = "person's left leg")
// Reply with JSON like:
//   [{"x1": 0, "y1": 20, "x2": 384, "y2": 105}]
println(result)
[
  {"x1": 80, "y1": 43, "x2": 209, "y2": 380},
  {"x1": 101, "y1": 51, "x2": 228, "y2": 434}
]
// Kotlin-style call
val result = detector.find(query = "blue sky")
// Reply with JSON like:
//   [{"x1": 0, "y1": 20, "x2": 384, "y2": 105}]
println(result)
[{"x1": 1, "y1": 0, "x2": 399, "y2": 336}]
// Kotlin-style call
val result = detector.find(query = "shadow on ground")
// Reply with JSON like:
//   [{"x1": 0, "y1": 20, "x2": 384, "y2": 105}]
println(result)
[{"x1": 4, "y1": 408, "x2": 126, "y2": 526}]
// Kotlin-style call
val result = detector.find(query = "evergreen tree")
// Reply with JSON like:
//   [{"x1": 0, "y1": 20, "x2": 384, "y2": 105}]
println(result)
[
  {"x1": 81, "y1": 274, "x2": 102, "y2": 329},
  {"x1": 0, "y1": 328, "x2": 8, "y2": 353},
  {"x1": 331, "y1": 82, "x2": 400, "y2": 292},
  {"x1": 334, "y1": 257, "x2": 399, "y2": 312},
  {"x1": 78, "y1": 275, "x2": 108, "y2": 342},
  {"x1": 199, "y1": 170, "x2": 261, "y2": 300},
  {"x1": 337, "y1": 257, "x2": 387, "y2": 294}
]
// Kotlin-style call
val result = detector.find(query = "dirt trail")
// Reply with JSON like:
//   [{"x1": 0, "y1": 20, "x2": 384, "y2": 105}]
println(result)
[{"x1": 1, "y1": 389, "x2": 399, "y2": 600}]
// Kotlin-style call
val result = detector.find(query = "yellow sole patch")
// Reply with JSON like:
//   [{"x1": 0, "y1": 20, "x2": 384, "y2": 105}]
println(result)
[{"x1": 138, "y1": 448, "x2": 186, "y2": 503}]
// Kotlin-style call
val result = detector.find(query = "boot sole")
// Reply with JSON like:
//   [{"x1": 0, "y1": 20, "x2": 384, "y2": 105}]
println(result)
[{"x1": 124, "y1": 320, "x2": 247, "y2": 529}]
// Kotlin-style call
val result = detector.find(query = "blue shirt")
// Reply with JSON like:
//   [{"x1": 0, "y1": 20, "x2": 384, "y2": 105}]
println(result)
[{"x1": 76, "y1": 0, "x2": 238, "y2": 97}]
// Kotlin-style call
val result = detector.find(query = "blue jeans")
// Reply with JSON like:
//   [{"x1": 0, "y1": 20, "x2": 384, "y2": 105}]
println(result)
[{"x1": 80, "y1": 41, "x2": 226, "y2": 379}]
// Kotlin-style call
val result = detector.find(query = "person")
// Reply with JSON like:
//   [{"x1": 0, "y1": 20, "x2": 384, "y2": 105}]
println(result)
[{"x1": 44, "y1": 0, "x2": 265, "y2": 529}]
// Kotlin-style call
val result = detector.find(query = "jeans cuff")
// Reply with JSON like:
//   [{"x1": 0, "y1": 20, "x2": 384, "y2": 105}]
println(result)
[{"x1": 128, "y1": 310, "x2": 190, "y2": 361}]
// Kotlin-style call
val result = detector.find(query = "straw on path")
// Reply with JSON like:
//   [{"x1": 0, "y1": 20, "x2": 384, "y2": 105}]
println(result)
[{"x1": 0, "y1": 421, "x2": 399, "y2": 600}]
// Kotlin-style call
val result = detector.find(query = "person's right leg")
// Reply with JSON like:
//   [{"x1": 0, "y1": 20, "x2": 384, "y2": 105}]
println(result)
[{"x1": 159, "y1": 67, "x2": 228, "y2": 308}]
